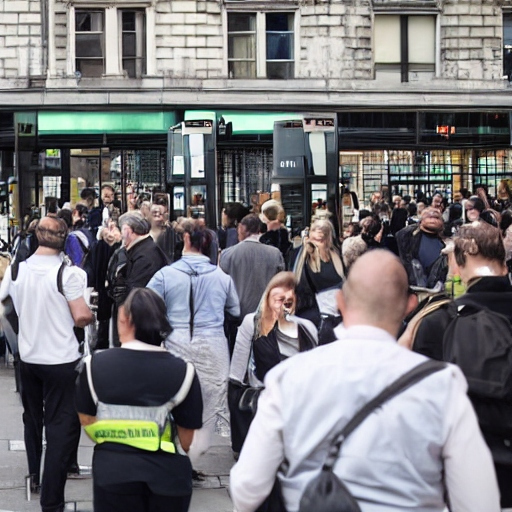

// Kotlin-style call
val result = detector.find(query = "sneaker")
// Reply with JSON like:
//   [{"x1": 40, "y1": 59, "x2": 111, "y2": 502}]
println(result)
[{"x1": 192, "y1": 470, "x2": 205, "y2": 482}]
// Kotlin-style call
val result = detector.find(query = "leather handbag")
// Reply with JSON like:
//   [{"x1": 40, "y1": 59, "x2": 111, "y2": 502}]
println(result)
[{"x1": 299, "y1": 359, "x2": 446, "y2": 512}]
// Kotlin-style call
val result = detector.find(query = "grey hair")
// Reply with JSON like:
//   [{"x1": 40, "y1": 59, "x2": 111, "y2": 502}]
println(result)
[{"x1": 118, "y1": 211, "x2": 150, "y2": 235}]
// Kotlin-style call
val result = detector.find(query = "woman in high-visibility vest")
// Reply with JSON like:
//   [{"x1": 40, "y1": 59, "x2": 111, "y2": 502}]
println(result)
[{"x1": 75, "y1": 288, "x2": 203, "y2": 512}]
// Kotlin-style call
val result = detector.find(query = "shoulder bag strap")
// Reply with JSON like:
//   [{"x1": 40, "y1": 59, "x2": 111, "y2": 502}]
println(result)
[{"x1": 322, "y1": 359, "x2": 446, "y2": 471}]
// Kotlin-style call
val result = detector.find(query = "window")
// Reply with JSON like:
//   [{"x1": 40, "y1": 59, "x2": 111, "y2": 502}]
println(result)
[
  {"x1": 503, "y1": 14, "x2": 512, "y2": 80},
  {"x1": 266, "y1": 13, "x2": 294, "y2": 79},
  {"x1": 121, "y1": 10, "x2": 146, "y2": 78},
  {"x1": 75, "y1": 10, "x2": 104, "y2": 77},
  {"x1": 228, "y1": 13, "x2": 256, "y2": 78},
  {"x1": 73, "y1": 7, "x2": 147, "y2": 78},
  {"x1": 227, "y1": 12, "x2": 294, "y2": 79},
  {"x1": 374, "y1": 15, "x2": 435, "y2": 82}
]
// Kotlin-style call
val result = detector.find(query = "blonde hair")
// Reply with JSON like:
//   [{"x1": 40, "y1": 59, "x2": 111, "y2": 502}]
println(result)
[
  {"x1": 256, "y1": 271, "x2": 297, "y2": 337},
  {"x1": 294, "y1": 220, "x2": 344, "y2": 278}
]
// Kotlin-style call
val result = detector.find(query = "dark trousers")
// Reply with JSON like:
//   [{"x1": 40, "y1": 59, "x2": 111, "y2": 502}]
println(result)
[
  {"x1": 20, "y1": 360, "x2": 81, "y2": 512},
  {"x1": 95, "y1": 319, "x2": 111, "y2": 350},
  {"x1": 496, "y1": 463, "x2": 512, "y2": 507},
  {"x1": 94, "y1": 481, "x2": 191, "y2": 512}
]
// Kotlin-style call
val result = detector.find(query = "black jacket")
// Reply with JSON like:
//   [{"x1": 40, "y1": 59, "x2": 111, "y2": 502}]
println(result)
[
  {"x1": 396, "y1": 224, "x2": 447, "y2": 288},
  {"x1": 253, "y1": 322, "x2": 316, "y2": 382},
  {"x1": 109, "y1": 236, "x2": 168, "y2": 306},
  {"x1": 413, "y1": 275, "x2": 512, "y2": 463}
]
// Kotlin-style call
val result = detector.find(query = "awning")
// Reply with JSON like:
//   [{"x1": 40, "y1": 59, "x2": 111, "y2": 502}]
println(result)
[
  {"x1": 184, "y1": 110, "x2": 302, "y2": 135},
  {"x1": 38, "y1": 111, "x2": 177, "y2": 135}
]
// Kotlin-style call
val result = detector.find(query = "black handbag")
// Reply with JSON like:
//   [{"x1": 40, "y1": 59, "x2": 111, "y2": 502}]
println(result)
[{"x1": 299, "y1": 359, "x2": 446, "y2": 512}]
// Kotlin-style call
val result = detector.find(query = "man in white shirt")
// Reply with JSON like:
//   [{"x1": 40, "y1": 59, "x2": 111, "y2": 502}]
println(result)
[
  {"x1": 230, "y1": 249, "x2": 500, "y2": 512},
  {"x1": 0, "y1": 216, "x2": 93, "y2": 512}
]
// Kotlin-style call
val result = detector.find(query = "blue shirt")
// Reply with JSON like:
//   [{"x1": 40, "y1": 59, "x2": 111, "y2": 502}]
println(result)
[{"x1": 147, "y1": 255, "x2": 240, "y2": 332}]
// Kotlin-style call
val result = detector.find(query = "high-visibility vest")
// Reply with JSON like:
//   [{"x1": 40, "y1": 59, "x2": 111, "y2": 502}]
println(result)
[{"x1": 83, "y1": 354, "x2": 195, "y2": 453}]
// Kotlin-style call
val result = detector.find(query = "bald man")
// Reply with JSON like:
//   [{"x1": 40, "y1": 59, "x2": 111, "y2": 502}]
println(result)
[{"x1": 230, "y1": 250, "x2": 499, "y2": 512}]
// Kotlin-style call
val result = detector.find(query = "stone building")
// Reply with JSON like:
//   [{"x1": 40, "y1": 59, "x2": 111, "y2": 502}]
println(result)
[{"x1": 0, "y1": 0, "x2": 511, "y2": 229}]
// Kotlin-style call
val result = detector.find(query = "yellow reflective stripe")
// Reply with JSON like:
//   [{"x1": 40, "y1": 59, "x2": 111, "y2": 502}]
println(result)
[
  {"x1": 160, "y1": 440, "x2": 176, "y2": 453},
  {"x1": 160, "y1": 422, "x2": 176, "y2": 453},
  {"x1": 85, "y1": 420, "x2": 161, "y2": 452}
]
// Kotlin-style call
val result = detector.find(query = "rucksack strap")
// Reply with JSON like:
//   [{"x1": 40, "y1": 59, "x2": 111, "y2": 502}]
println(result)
[
  {"x1": 56, "y1": 259, "x2": 70, "y2": 296},
  {"x1": 10, "y1": 259, "x2": 20, "y2": 281},
  {"x1": 11, "y1": 258, "x2": 67, "y2": 295},
  {"x1": 322, "y1": 359, "x2": 446, "y2": 470},
  {"x1": 175, "y1": 260, "x2": 216, "y2": 338}
]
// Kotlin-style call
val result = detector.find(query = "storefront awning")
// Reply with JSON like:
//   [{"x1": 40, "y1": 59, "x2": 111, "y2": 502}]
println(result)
[
  {"x1": 184, "y1": 110, "x2": 302, "y2": 135},
  {"x1": 38, "y1": 111, "x2": 177, "y2": 135}
]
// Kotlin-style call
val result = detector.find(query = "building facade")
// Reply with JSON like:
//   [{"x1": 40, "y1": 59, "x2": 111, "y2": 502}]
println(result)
[{"x1": 0, "y1": 0, "x2": 512, "y2": 230}]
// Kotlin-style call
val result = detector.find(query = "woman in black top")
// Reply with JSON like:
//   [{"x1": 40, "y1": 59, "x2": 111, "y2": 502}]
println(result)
[
  {"x1": 293, "y1": 219, "x2": 344, "y2": 344},
  {"x1": 75, "y1": 288, "x2": 203, "y2": 512}
]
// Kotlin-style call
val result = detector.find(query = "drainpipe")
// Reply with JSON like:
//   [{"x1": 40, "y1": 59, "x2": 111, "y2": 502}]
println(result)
[{"x1": 40, "y1": 0, "x2": 48, "y2": 77}]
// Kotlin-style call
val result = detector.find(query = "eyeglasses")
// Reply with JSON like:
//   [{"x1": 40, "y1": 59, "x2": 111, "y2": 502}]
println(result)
[{"x1": 465, "y1": 206, "x2": 475, "y2": 211}]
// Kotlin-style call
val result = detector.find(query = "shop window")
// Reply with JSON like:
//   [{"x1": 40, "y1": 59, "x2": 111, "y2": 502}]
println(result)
[
  {"x1": 227, "y1": 12, "x2": 294, "y2": 79},
  {"x1": 75, "y1": 10, "x2": 105, "y2": 77},
  {"x1": 374, "y1": 15, "x2": 436, "y2": 82},
  {"x1": 503, "y1": 14, "x2": 512, "y2": 80},
  {"x1": 121, "y1": 10, "x2": 146, "y2": 78}
]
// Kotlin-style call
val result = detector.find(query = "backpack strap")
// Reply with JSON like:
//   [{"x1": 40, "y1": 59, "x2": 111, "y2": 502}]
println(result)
[
  {"x1": 10, "y1": 259, "x2": 20, "y2": 282},
  {"x1": 56, "y1": 259, "x2": 70, "y2": 297},
  {"x1": 323, "y1": 359, "x2": 446, "y2": 471},
  {"x1": 175, "y1": 260, "x2": 217, "y2": 338}
]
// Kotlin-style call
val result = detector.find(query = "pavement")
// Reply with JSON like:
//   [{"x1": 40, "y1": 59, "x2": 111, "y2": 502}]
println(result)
[{"x1": 0, "y1": 360, "x2": 234, "y2": 512}]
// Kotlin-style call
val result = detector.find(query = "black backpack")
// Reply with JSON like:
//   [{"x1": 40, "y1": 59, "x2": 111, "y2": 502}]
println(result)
[{"x1": 442, "y1": 303, "x2": 512, "y2": 400}]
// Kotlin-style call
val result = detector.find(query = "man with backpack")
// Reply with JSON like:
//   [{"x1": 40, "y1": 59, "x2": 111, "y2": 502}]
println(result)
[
  {"x1": 230, "y1": 250, "x2": 499, "y2": 512},
  {"x1": 412, "y1": 220, "x2": 512, "y2": 508},
  {"x1": 0, "y1": 216, "x2": 94, "y2": 512}
]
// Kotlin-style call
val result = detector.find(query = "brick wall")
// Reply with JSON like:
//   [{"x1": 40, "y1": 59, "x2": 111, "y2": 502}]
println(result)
[
  {"x1": 441, "y1": 0, "x2": 503, "y2": 80},
  {"x1": 299, "y1": 0, "x2": 372, "y2": 80},
  {"x1": 0, "y1": 0, "x2": 43, "y2": 79},
  {"x1": 155, "y1": 0, "x2": 223, "y2": 78}
]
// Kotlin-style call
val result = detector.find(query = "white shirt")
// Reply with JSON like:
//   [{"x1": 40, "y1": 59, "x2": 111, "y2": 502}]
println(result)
[
  {"x1": 0, "y1": 254, "x2": 86, "y2": 364},
  {"x1": 230, "y1": 325, "x2": 500, "y2": 512}
]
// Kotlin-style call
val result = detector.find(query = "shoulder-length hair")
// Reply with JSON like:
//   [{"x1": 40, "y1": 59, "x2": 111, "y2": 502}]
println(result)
[
  {"x1": 122, "y1": 288, "x2": 172, "y2": 346},
  {"x1": 294, "y1": 219, "x2": 344, "y2": 278},
  {"x1": 255, "y1": 271, "x2": 297, "y2": 337}
]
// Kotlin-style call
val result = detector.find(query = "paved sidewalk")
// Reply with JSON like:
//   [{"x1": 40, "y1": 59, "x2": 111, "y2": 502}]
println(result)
[{"x1": 0, "y1": 362, "x2": 233, "y2": 512}]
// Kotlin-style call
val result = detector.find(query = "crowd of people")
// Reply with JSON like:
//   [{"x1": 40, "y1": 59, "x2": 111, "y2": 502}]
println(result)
[{"x1": 1, "y1": 180, "x2": 512, "y2": 512}]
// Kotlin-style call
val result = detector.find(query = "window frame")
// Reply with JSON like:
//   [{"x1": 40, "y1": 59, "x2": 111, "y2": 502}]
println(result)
[
  {"x1": 74, "y1": 9, "x2": 105, "y2": 77},
  {"x1": 119, "y1": 8, "x2": 147, "y2": 79},
  {"x1": 225, "y1": 8, "x2": 297, "y2": 79},
  {"x1": 67, "y1": 3, "x2": 152, "y2": 79},
  {"x1": 373, "y1": 12, "x2": 438, "y2": 83},
  {"x1": 227, "y1": 12, "x2": 258, "y2": 79},
  {"x1": 503, "y1": 12, "x2": 512, "y2": 80}
]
